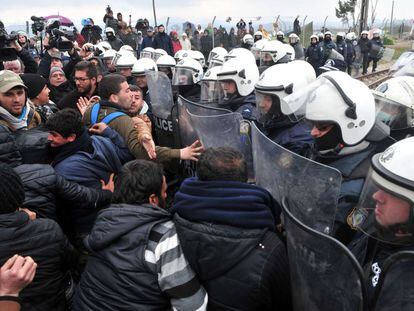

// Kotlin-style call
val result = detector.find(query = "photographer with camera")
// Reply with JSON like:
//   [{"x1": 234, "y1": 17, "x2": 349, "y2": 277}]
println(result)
[
  {"x1": 81, "y1": 18, "x2": 102, "y2": 45},
  {"x1": 0, "y1": 21, "x2": 38, "y2": 74},
  {"x1": 37, "y1": 19, "x2": 83, "y2": 80}
]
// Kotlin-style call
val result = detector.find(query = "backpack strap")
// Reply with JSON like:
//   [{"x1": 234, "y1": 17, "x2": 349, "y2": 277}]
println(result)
[
  {"x1": 101, "y1": 111, "x2": 127, "y2": 124},
  {"x1": 90, "y1": 103, "x2": 101, "y2": 125}
]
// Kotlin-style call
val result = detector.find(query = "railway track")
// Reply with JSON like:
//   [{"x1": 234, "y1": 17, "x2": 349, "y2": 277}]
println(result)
[{"x1": 356, "y1": 68, "x2": 390, "y2": 89}]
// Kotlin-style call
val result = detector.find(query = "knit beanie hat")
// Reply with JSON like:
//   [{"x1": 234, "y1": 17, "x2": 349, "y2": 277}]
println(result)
[
  {"x1": 20, "y1": 73, "x2": 47, "y2": 99},
  {"x1": 49, "y1": 67, "x2": 65, "y2": 79},
  {"x1": 0, "y1": 163, "x2": 25, "y2": 214}
]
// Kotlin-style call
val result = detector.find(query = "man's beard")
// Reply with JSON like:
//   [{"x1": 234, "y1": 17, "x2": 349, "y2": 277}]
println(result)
[{"x1": 78, "y1": 83, "x2": 92, "y2": 96}]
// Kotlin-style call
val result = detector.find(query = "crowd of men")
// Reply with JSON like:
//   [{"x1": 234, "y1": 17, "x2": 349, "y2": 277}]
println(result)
[{"x1": 0, "y1": 7, "x2": 413, "y2": 311}]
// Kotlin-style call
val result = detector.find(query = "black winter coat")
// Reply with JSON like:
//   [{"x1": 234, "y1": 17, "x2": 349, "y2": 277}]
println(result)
[
  {"x1": 0, "y1": 125, "x2": 21, "y2": 167},
  {"x1": 74, "y1": 204, "x2": 172, "y2": 310},
  {"x1": 81, "y1": 25, "x2": 102, "y2": 44},
  {"x1": 0, "y1": 211, "x2": 77, "y2": 311},
  {"x1": 48, "y1": 80, "x2": 74, "y2": 105},
  {"x1": 153, "y1": 32, "x2": 174, "y2": 56},
  {"x1": 14, "y1": 164, "x2": 112, "y2": 221},
  {"x1": 358, "y1": 38, "x2": 370, "y2": 54},
  {"x1": 174, "y1": 214, "x2": 291, "y2": 310}
]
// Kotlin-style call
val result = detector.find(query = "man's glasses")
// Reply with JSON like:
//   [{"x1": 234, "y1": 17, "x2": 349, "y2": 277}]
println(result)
[{"x1": 74, "y1": 77, "x2": 90, "y2": 82}]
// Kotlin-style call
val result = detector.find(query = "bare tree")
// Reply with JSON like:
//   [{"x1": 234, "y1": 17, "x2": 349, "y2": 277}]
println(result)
[{"x1": 370, "y1": 0, "x2": 379, "y2": 28}]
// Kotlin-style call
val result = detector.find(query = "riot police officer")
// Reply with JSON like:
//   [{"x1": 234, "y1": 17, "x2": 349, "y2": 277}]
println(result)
[
  {"x1": 216, "y1": 55, "x2": 259, "y2": 121},
  {"x1": 282, "y1": 70, "x2": 392, "y2": 244}
]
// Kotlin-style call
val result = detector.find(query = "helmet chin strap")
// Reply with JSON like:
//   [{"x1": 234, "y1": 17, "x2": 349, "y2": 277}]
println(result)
[{"x1": 374, "y1": 206, "x2": 414, "y2": 245}]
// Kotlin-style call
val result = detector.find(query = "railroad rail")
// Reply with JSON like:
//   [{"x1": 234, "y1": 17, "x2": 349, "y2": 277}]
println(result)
[{"x1": 356, "y1": 68, "x2": 390, "y2": 89}]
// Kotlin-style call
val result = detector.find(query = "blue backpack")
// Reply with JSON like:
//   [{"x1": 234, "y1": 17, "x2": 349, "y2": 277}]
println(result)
[{"x1": 90, "y1": 103, "x2": 127, "y2": 125}]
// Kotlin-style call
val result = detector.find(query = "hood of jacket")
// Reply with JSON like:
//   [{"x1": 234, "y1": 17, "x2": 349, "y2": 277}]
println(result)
[{"x1": 85, "y1": 203, "x2": 171, "y2": 251}]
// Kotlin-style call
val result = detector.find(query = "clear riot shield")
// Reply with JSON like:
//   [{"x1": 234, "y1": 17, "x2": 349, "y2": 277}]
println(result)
[
  {"x1": 146, "y1": 71, "x2": 179, "y2": 148},
  {"x1": 371, "y1": 251, "x2": 414, "y2": 311},
  {"x1": 251, "y1": 123, "x2": 366, "y2": 310},
  {"x1": 177, "y1": 95, "x2": 232, "y2": 177},
  {"x1": 251, "y1": 122, "x2": 342, "y2": 234},
  {"x1": 393, "y1": 59, "x2": 414, "y2": 77},
  {"x1": 186, "y1": 109, "x2": 254, "y2": 179},
  {"x1": 389, "y1": 51, "x2": 414, "y2": 73},
  {"x1": 282, "y1": 198, "x2": 367, "y2": 311}
]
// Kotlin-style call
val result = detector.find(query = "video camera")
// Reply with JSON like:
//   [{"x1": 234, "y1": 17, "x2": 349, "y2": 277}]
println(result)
[
  {"x1": 31, "y1": 16, "x2": 45, "y2": 34},
  {"x1": 46, "y1": 20, "x2": 74, "y2": 52},
  {"x1": 0, "y1": 25, "x2": 18, "y2": 61}
]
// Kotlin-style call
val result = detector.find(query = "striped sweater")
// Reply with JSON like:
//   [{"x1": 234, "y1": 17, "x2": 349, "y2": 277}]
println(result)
[{"x1": 145, "y1": 220, "x2": 208, "y2": 311}]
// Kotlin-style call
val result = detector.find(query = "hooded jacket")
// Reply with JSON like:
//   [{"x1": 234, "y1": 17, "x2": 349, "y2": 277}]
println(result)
[
  {"x1": 173, "y1": 178, "x2": 291, "y2": 310},
  {"x1": 74, "y1": 204, "x2": 171, "y2": 310}
]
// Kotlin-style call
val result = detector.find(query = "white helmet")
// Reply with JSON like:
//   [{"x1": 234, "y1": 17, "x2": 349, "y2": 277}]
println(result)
[
  {"x1": 256, "y1": 60, "x2": 316, "y2": 99},
  {"x1": 188, "y1": 50, "x2": 206, "y2": 68},
  {"x1": 324, "y1": 31, "x2": 333, "y2": 37},
  {"x1": 95, "y1": 41, "x2": 112, "y2": 52},
  {"x1": 217, "y1": 57, "x2": 259, "y2": 96},
  {"x1": 310, "y1": 34, "x2": 318, "y2": 41},
  {"x1": 174, "y1": 49, "x2": 188, "y2": 62},
  {"x1": 289, "y1": 33, "x2": 299, "y2": 44},
  {"x1": 140, "y1": 47, "x2": 155, "y2": 59},
  {"x1": 277, "y1": 31, "x2": 285, "y2": 36},
  {"x1": 353, "y1": 137, "x2": 414, "y2": 245},
  {"x1": 200, "y1": 65, "x2": 225, "y2": 103},
  {"x1": 260, "y1": 40, "x2": 289, "y2": 66},
  {"x1": 105, "y1": 27, "x2": 115, "y2": 36},
  {"x1": 102, "y1": 49, "x2": 116, "y2": 60},
  {"x1": 370, "y1": 137, "x2": 414, "y2": 204},
  {"x1": 282, "y1": 71, "x2": 376, "y2": 146},
  {"x1": 255, "y1": 61, "x2": 316, "y2": 120},
  {"x1": 208, "y1": 47, "x2": 228, "y2": 68},
  {"x1": 114, "y1": 53, "x2": 137, "y2": 69},
  {"x1": 224, "y1": 48, "x2": 256, "y2": 65},
  {"x1": 242, "y1": 34, "x2": 254, "y2": 46},
  {"x1": 154, "y1": 48, "x2": 167, "y2": 61},
  {"x1": 373, "y1": 76, "x2": 414, "y2": 130},
  {"x1": 373, "y1": 29, "x2": 382, "y2": 36},
  {"x1": 156, "y1": 54, "x2": 176, "y2": 68},
  {"x1": 283, "y1": 44, "x2": 296, "y2": 61},
  {"x1": 120, "y1": 45, "x2": 135, "y2": 53},
  {"x1": 172, "y1": 57, "x2": 203, "y2": 86},
  {"x1": 131, "y1": 58, "x2": 158, "y2": 76},
  {"x1": 251, "y1": 38, "x2": 268, "y2": 61},
  {"x1": 346, "y1": 32, "x2": 356, "y2": 41},
  {"x1": 361, "y1": 30, "x2": 369, "y2": 36},
  {"x1": 336, "y1": 32, "x2": 346, "y2": 38},
  {"x1": 254, "y1": 31, "x2": 263, "y2": 38}
]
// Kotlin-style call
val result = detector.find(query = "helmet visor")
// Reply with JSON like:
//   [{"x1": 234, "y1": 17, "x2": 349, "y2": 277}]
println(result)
[
  {"x1": 352, "y1": 167, "x2": 414, "y2": 245},
  {"x1": 200, "y1": 80, "x2": 225, "y2": 104},
  {"x1": 260, "y1": 51, "x2": 277, "y2": 67},
  {"x1": 140, "y1": 51, "x2": 153, "y2": 59},
  {"x1": 172, "y1": 67, "x2": 195, "y2": 86},
  {"x1": 374, "y1": 94, "x2": 412, "y2": 130}
]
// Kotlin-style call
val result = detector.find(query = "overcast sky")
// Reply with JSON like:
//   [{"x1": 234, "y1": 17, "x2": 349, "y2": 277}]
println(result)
[{"x1": 1, "y1": 0, "x2": 412, "y2": 28}]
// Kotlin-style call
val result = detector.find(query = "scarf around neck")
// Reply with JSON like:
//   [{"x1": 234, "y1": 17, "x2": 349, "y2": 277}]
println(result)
[{"x1": 0, "y1": 102, "x2": 31, "y2": 131}]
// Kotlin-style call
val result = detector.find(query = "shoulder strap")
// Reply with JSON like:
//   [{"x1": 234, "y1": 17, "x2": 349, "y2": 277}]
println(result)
[
  {"x1": 101, "y1": 111, "x2": 127, "y2": 124},
  {"x1": 90, "y1": 103, "x2": 101, "y2": 125},
  {"x1": 90, "y1": 102, "x2": 127, "y2": 125}
]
